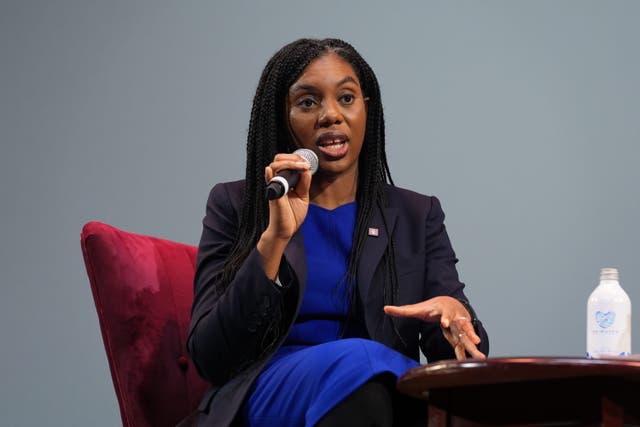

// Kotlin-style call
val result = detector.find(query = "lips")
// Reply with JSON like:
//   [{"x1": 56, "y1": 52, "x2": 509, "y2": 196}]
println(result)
[{"x1": 316, "y1": 132, "x2": 349, "y2": 159}]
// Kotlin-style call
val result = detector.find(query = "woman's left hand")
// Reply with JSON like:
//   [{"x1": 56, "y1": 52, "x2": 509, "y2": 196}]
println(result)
[{"x1": 384, "y1": 296, "x2": 486, "y2": 360}]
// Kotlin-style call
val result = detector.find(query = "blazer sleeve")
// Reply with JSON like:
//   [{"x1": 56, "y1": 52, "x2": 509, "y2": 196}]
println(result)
[
  {"x1": 186, "y1": 183, "x2": 294, "y2": 385},
  {"x1": 418, "y1": 196, "x2": 489, "y2": 362}
]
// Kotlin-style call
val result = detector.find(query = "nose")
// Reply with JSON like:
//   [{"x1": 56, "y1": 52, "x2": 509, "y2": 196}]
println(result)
[{"x1": 318, "y1": 99, "x2": 343, "y2": 127}]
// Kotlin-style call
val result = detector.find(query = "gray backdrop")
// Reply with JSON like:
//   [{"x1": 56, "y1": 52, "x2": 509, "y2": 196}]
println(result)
[{"x1": 1, "y1": 1, "x2": 638, "y2": 425}]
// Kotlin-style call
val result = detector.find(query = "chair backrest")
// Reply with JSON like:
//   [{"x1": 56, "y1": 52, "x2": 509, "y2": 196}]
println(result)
[{"x1": 80, "y1": 221, "x2": 208, "y2": 427}]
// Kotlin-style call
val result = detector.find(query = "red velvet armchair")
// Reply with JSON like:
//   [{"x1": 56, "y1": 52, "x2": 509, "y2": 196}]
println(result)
[{"x1": 80, "y1": 221, "x2": 207, "y2": 427}]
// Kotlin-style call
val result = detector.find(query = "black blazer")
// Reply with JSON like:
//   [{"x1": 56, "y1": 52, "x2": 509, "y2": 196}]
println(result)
[{"x1": 186, "y1": 180, "x2": 489, "y2": 426}]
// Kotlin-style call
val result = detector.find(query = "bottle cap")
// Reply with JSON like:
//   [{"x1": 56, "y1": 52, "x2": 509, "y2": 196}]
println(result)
[{"x1": 599, "y1": 267, "x2": 619, "y2": 281}]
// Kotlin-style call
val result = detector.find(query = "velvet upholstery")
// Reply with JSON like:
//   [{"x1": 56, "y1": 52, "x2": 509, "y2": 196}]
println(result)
[{"x1": 81, "y1": 221, "x2": 208, "y2": 427}]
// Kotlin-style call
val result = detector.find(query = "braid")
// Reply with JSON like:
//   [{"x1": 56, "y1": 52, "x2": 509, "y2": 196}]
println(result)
[
  {"x1": 216, "y1": 38, "x2": 402, "y2": 343},
  {"x1": 218, "y1": 39, "x2": 325, "y2": 289}
]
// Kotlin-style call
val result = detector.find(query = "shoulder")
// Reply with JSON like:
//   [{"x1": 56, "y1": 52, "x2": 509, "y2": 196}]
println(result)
[
  {"x1": 203, "y1": 179, "x2": 246, "y2": 220},
  {"x1": 384, "y1": 184, "x2": 442, "y2": 214},
  {"x1": 207, "y1": 179, "x2": 246, "y2": 205}
]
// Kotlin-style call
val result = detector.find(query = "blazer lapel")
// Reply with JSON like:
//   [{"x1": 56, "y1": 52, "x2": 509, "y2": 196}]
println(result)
[{"x1": 357, "y1": 205, "x2": 398, "y2": 305}]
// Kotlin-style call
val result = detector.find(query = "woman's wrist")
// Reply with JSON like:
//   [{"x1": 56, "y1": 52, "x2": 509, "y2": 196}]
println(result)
[
  {"x1": 258, "y1": 229, "x2": 291, "y2": 250},
  {"x1": 256, "y1": 231, "x2": 289, "y2": 280}
]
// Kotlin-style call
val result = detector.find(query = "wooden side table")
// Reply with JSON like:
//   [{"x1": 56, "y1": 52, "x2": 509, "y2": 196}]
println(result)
[{"x1": 397, "y1": 357, "x2": 640, "y2": 427}]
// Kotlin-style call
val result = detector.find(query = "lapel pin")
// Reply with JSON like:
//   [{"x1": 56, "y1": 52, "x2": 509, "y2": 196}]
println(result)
[{"x1": 368, "y1": 227, "x2": 379, "y2": 237}]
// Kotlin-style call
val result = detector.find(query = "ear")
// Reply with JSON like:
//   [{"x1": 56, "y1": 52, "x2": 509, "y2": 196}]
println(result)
[{"x1": 363, "y1": 96, "x2": 370, "y2": 114}]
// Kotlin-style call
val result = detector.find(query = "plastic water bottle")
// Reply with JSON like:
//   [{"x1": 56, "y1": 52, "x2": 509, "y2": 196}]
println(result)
[{"x1": 586, "y1": 268, "x2": 631, "y2": 358}]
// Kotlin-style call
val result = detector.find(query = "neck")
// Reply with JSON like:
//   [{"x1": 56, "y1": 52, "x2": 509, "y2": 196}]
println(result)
[{"x1": 309, "y1": 169, "x2": 358, "y2": 210}]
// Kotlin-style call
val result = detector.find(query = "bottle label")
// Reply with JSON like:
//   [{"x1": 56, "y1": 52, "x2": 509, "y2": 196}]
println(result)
[
  {"x1": 595, "y1": 311, "x2": 615, "y2": 328},
  {"x1": 587, "y1": 306, "x2": 631, "y2": 358}
]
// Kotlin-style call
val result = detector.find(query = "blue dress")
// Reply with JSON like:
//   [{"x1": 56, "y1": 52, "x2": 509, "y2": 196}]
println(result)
[{"x1": 242, "y1": 203, "x2": 419, "y2": 427}]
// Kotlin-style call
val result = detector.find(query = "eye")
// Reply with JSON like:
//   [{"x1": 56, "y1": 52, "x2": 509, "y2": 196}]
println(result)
[
  {"x1": 340, "y1": 94, "x2": 355, "y2": 105},
  {"x1": 296, "y1": 96, "x2": 317, "y2": 109}
]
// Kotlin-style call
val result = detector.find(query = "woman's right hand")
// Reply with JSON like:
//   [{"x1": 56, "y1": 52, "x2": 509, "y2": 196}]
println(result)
[
  {"x1": 257, "y1": 152, "x2": 313, "y2": 279},
  {"x1": 264, "y1": 153, "x2": 313, "y2": 239}
]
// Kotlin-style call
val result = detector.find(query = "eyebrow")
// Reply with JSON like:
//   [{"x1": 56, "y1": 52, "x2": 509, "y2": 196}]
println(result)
[{"x1": 290, "y1": 76, "x2": 359, "y2": 94}]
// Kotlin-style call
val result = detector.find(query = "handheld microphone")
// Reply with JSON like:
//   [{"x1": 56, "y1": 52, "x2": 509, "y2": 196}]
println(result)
[{"x1": 266, "y1": 148, "x2": 319, "y2": 200}]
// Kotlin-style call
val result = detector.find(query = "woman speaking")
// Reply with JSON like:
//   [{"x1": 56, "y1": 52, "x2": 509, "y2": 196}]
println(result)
[{"x1": 185, "y1": 38, "x2": 489, "y2": 427}]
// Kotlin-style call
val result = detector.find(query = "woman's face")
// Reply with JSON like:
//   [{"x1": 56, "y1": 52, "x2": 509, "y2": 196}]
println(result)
[{"x1": 286, "y1": 52, "x2": 367, "y2": 178}]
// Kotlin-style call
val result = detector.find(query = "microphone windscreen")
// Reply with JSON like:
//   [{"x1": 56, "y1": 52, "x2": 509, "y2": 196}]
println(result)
[{"x1": 293, "y1": 148, "x2": 319, "y2": 175}]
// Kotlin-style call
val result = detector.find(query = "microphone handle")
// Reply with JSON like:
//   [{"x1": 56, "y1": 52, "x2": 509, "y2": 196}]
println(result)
[{"x1": 266, "y1": 169, "x2": 300, "y2": 200}]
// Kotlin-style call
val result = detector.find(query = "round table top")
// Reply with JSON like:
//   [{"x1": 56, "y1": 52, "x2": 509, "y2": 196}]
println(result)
[{"x1": 397, "y1": 356, "x2": 640, "y2": 397}]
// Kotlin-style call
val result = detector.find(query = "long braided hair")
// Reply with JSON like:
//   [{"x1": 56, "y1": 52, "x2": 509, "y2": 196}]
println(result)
[{"x1": 219, "y1": 38, "x2": 400, "y2": 326}]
